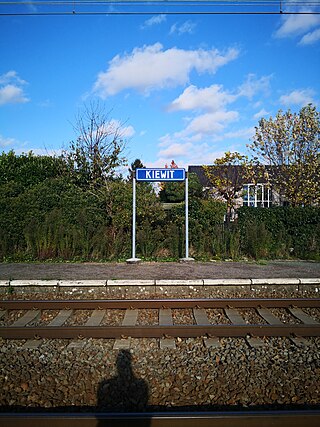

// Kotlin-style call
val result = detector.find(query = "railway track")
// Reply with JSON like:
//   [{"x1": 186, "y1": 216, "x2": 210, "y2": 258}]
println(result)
[
  {"x1": 1, "y1": 410, "x2": 320, "y2": 427},
  {"x1": 0, "y1": 298, "x2": 319, "y2": 344},
  {"x1": 1, "y1": 298, "x2": 320, "y2": 424}
]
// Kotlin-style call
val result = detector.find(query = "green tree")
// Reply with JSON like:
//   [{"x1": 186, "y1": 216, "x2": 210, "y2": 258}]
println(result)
[
  {"x1": 203, "y1": 152, "x2": 249, "y2": 223},
  {"x1": 159, "y1": 172, "x2": 203, "y2": 202},
  {"x1": 248, "y1": 104, "x2": 320, "y2": 206},
  {"x1": 128, "y1": 158, "x2": 145, "y2": 181},
  {"x1": 62, "y1": 102, "x2": 127, "y2": 189},
  {"x1": 159, "y1": 181, "x2": 184, "y2": 202}
]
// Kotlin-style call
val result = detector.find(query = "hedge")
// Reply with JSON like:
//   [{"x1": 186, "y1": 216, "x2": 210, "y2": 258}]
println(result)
[{"x1": 238, "y1": 206, "x2": 320, "y2": 260}]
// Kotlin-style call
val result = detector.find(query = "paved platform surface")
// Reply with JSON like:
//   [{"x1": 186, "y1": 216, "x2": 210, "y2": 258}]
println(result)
[{"x1": 0, "y1": 260, "x2": 319, "y2": 280}]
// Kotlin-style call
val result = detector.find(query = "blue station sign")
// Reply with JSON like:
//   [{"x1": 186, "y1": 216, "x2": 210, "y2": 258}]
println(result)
[{"x1": 136, "y1": 168, "x2": 186, "y2": 182}]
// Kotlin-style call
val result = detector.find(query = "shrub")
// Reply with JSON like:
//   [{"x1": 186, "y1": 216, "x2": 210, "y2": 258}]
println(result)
[{"x1": 238, "y1": 206, "x2": 320, "y2": 260}]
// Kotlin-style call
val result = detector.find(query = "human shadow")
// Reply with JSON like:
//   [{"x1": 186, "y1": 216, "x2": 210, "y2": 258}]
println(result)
[{"x1": 97, "y1": 350, "x2": 149, "y2": 415}]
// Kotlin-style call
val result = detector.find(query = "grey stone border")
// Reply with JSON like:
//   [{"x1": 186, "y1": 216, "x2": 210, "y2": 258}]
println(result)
[{"x1": 0, "y1": 278, "x2": 319, "y2": 292}]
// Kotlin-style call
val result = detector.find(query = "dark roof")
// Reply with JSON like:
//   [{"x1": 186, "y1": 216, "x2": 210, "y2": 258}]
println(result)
[
  {"x1": 188, "y1": 166, "x2": 211, "y2": 187},
  {"x1": 188, "y1": 165, "x2": 269, "y2": 187}
]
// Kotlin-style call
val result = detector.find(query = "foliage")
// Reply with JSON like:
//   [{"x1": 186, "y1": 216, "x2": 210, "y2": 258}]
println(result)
[
  {"x1": 248, "y1": 104, "x2": 320, "y2": 206},
  {"x1": 0, "y1": 176, "x2": 106, "y2": 260},
  {"x1": 159, "y1": 172, "x2": 203, "y2": 202},
  {"x1": 62, "y1": 102, "x2": 127, "y2": 189},
  {"x1": 188, "y1": 173, "x2": 203, "y2": 199},
  {"x1": 0, "y1": 150, "x2": 65, "y2": 191},
  {"x1": 167, "y1": 199, "x2": 226, "y2": 257},
  {"x1": 238, "y1": 206, "x2": 320, "y2": 260},
  {"x1": 159, "y1": 181, "x2": 184, "y2": 202},
  {"x1": 203, "y1": 152, "x2": 250, "y2": 223},
  {"x1": 128, "y1": 158, "x2": 145, "y2": 181},
  {"x1": 0, "y1": 166, "x2": 166, "y2": 261}
]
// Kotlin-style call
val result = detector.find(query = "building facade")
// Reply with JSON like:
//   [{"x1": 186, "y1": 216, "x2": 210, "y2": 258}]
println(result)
[{"x1": 189, "y1": 165, "x2": 282, "y2": 212}]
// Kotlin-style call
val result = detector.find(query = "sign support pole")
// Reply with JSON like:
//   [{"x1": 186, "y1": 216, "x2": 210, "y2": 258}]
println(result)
[
  {"x1": 126, "y1": 172, "x2": 141, "y2": 264},
  {"x1": 180, "y1": 172, "x2": 194, "y2": 262},
  {"x1": 132, "y1": 173, "x2": 136, "y2": 259},
  {"x1": 185, "y1": 172, "x2": 189, "y2": 259}
]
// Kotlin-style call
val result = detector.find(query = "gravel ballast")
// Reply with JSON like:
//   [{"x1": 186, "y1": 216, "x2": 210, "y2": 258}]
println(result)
[
  {"x1": 1, "y1": 285, "x2": 320, "y2": 412},
  {"x1": 1, "y1": 336, "x2": 319, "y2": 411}
]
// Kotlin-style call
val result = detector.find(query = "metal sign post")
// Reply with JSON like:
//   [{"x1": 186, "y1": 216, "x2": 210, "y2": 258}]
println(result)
[
  {"x1": 126, "y1": 172, "x2": 141, "y2": 264},
  {"x1": 126, "y1": 168, "x2": 194, "y2": 264},
  {"x1": 185, "y1": 172, "x2": 190, "y2": 259},
  {"x1": 179, "y1": 172, "x2": 194, "y2": 262}
]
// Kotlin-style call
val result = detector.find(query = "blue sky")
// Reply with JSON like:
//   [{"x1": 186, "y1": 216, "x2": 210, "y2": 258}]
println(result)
[{"x1": 1, "y1": 3, "x2": 320, "y2": 169}]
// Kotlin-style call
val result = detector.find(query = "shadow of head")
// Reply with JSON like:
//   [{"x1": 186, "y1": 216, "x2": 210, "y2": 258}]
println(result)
[
  {"x1": 97, "y1": 349, "x2": 149, "y2": 412},
  {"x1": 116, "y1": 349, "x2": 133, "y2": 378}
]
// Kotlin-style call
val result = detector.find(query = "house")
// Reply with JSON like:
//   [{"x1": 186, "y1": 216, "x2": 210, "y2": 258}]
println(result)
[{"x1": 188, "y1": 165, "x2": 282, "y2": 211}]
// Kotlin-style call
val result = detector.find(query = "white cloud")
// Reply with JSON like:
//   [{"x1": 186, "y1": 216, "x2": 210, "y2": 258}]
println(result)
[
  {"x1": 159, "y1": 133, "x2": 178, "y2": 148},
  {"x1": 0, "y1": 134, "x2": 16, "y2": 147},
  {"x1": 238, "y1": 74, "x2": 272, "y2": 99},
  {"x1": 120, "y1": 124, "x2": 135, "y2": 138},
  {"x1": 0, "y1": 132, "x2": 60, "y2": 156},
  {"x1": 93, "y1": 43, "x2": 239, "y2": 97},
  {"x1": 274, "y1": 10, "x2": 320, "y2": 45},
  {"x1": 173, "y1": 110, "x2": 239, "y2": 142},
  {"x1": 169, "y1": 84, "x2": 236, "y2": 112},
  {"x1": 0, "y1": 70, "x2": 27, "y2": 85},
  {"x1": 141, "y1": 14, "x2": 166, "y2": 28},
  {"x1": 169, "y1": 74, "x2": 270, "y2": 114},
  {"x1": 158, "y1": 142, "x2": 193, "y2": 158},
  {"x1": 253, "y1": 101, "x2": 262, "y2": 108},
  {"x1": 169, "y1": 74, "x2": 269, "y2": 114},
  {"x1": 0, "y1": 71, "x2": 29, "y2": 106},
  {"x1": 170, "y1": 20, "x2": 197, "y2": 35},
  {"x1": 156, "y1": 110, "x2": 241, "y2": 167},
  {"x1": 299, "y1": 27, "x2": 320, "y2": 45},
  {"x1": 111, "y1": 119, "x2": 135, "y2": 138},
  {"x1": 0, "y1": 85, "x2": 29, "y2": 106},
  {"x1": 152, "y1": 143, "x2": 228, "y2": 168},
  {"x1": 101, "y1": 119, "x2": 135, "y2": 138},
  {"x1": 166, "y1": 73, "x2": 270, "y2": 147},
  {"x1": 160, "y1": 72, "x2": 272, "y2": 166},
  {"x1": 146, "y1": 157, "x2": 174, "y2": 168},
  {"x1": 0, "y1": 134, "x2": 36, "y2": 154},
  {"x1": 38, "y1": 99, "x2": 53, "y2": 108},
  {"x1": 279, "y1": 89, "x2": 315, "y2": 107},
  {"x1": 223, "y1": 127, "x2": 255, "y2": 140},
  {"x1": 253, "y1": 108, "x2": 270, "y2": 120},
  {"x1": 275, "y1": 12, "x2": 320, "y2": 38}
]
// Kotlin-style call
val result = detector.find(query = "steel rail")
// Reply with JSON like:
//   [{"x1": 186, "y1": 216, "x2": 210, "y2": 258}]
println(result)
[
  {"x1": 1, "y1": 323, "x2": 320, "y2": 339},
  {"x1": 1, "y1": 297, "x2": 319, "y2": 310},
  {"x1": 1, "y1": 410, "x2": 320, "y2": 427}
]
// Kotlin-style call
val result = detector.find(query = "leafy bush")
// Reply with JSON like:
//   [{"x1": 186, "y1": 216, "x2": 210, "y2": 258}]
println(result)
[
  {"x1": 166, "y1": 199, "x2": 226, "y2": 258},
  {"x1": 238, "y1": 206, "x2": 320, "y2": 260},
  {"x1": 0, "y1": 177, "x2": 107, "y2": 260},
  {"x1": 0, "y1": 151, "x2": 64, "y2": 190}
]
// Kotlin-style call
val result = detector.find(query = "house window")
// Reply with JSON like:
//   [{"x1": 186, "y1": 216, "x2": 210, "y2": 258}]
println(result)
[{"x1": 243, "y1": 184, "x2": 272, "y2": 207}]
